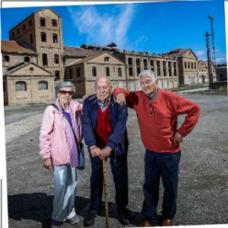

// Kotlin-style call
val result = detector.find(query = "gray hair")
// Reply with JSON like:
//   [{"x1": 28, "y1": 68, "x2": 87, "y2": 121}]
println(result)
[
  {"x1": 95, "y1": 76, "x2": 112, "y2": 88},
  {"x1": 138, "y1": 70, "x2": 157, "y2": 82},
  {"x1": 56, "y1": 81, "x2": 76, "y2": 93}
]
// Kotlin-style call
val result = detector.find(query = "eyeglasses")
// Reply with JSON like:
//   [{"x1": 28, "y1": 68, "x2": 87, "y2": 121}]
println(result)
[{"x1": 59, "y1": 90, "x2": 74, "y2": 96}]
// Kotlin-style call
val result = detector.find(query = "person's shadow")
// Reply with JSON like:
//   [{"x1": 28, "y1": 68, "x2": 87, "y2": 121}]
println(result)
[{"x1": 8, "y1": 193, "x2": 141, "y2": 227}]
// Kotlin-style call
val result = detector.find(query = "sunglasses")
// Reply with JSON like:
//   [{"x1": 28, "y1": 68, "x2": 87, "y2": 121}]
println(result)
[{"x1": 59, "y1": 90, "x2": 74, "y2": 95}]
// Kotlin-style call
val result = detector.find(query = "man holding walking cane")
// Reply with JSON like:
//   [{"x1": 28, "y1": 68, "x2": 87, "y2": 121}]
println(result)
[{"x1": 82, "y1": 76, "x2": 130, "y2": 227}]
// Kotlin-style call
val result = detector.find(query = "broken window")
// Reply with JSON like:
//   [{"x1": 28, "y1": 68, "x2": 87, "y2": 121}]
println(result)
[
  {"x1": 53, "y1": 34, "x2": 58, "y2": 43},
  {"x1": 118, "y1": 67, "x2": 122, "y2": 77},
  {"x1": 143, "y1": 59, "x2": 148, "y2": 70},
  {"x1": 106, "y1": 67, "x2": 110, "y2": 76},
  {"x1": 92, "y1": 66, "x2": 97, "y2": 77},
  {"x1": 156, "y1": 61, "x2": 161, "y2": 76},
  {"x1": 40, "y1": 17, "x2": 46, "y2": 27},
  {"x1": 54, "y1": 54, "x2": 59, "y2": 64},
  {"x1": 41, "y1": 32, "x2": 46, "y2": 42},
  {"x1": 39, "y1": 81, "x2": 48, "y2": 90},
  {"x1": 4, "y1": 56, "x2": 10, "y2": 62},
  {"x1": 16, "y1": 81, "x2": 27, "y2": 91},
  {"x1": 55, "y1": 70, "x2": 60, "y2": 81},
  {"x1": 24, "y1": 57, "x2": 30, "y2": 62},
  {"x1": 52, "y1": 19, "x2": 57, "y2": 27},
  {"x1": 42, "y1": 53, "x2": 48, "y2": 66}
]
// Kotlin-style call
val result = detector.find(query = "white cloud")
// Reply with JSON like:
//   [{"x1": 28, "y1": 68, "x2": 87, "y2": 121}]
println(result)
[
  {"x1": 214, "y1": 49, "x2": 227, "y2": 64},
  {"x1": 195, "y1": 50, "x2": 207, "y2": 60},
  {"x1": 115, "y1": 6, "x2": 134, "y2": 48},
  {"x1": 215, "y1": 56, "x2": 227, "y2": 64},
  {"x1": 195, "y1": 49, "x2": 226, "y2": 64},
  {"x1": 67, "y1": 5, "x2": 134, "y2": 48}
]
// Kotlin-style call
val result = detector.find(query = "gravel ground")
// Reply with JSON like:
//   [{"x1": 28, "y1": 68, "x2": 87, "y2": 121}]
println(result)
[{"x1": 5, "y1": 94, "x2": 228, "y2": 228}]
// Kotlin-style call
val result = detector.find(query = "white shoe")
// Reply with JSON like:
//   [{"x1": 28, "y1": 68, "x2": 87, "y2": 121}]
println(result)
[{"x1": 66, "y1": 214, "x2": 80, "y2": 224}]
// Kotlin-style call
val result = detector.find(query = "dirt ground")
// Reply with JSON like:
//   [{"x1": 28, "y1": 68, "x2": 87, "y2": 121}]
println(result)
[{"x1": 5, "y1": 94, "x2": 228, "y2": 228}]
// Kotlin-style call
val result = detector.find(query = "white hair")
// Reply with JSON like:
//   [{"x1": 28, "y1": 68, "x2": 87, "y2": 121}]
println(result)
[
  {"x1": 138, "y1": 70, "x2": 157, "y2": 82},
  {"x1": 95, "y1": 76, "x2": 112, "y2": 88}
]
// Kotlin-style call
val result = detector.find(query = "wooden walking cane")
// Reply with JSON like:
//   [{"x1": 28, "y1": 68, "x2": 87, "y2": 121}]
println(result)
[{"x1": 103, "y1": 159, "x2": 109, "y2": 228}]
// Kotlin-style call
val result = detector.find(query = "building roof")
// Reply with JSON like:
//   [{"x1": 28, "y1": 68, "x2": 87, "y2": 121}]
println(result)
[
  {"x1": 4, "y1": 62, "x2": 53, "y2": 76},
  {"x1": 64, "y1": 46, "x2": 103, "y2": 58},
  {"x1": 33, "y1": 8, "x2": 61, "y2": 17},
  {"x1": 80, "y1": 43, "x2": 121, "y2": 52},
  {"x1": 164, "y1": 48, "x2": 198, "y2": 59},
  {"x1": 66, "y1": 51, "x2": 124, "y2": 67},
  {"x1": 166, "y1": 48, "x2": 188, "y2": 56},
  {"x1": 1, "y1": 40, "x2": 36, "y2": 55}
]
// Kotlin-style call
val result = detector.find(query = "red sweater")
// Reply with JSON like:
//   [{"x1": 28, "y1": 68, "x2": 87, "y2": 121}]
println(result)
[
  {"x1": 95, "y1": 107, "x2": 113, "y2": 148},
  {"x1": 114, "y1": 88, "x2": 200, "y2": 153}
]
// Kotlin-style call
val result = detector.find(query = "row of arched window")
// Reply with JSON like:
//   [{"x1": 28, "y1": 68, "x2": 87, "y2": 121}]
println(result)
[{"x1": 15, "y1": 81, "x2": 48, "y2": 91}]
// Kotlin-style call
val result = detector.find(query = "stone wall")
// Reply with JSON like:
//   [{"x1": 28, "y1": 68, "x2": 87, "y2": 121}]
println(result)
[{"x1": 6, "y1": 76, "x2": 54, "y2": 105}]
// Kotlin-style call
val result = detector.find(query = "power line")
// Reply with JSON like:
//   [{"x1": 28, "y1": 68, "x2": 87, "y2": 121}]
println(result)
[
  {"x1": 204, "y1": 32, "x2": 213, "y2": 84},
  {"x1": 208, "y1": 15, "x2": 216, "y2": 65}
]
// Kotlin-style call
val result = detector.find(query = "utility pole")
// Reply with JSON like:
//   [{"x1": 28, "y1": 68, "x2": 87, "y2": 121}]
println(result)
[
  {"x1": 204, "y1": 32, "x2": 213, "y2": 85},
  {"x1": 208, "y1": 16, "x2": 216, "y2": 65}
]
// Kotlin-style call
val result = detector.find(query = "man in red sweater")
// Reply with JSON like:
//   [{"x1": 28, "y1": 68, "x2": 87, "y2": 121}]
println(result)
[{"x1": 114, "y1": 70, "x2": 200, "y2": 226}]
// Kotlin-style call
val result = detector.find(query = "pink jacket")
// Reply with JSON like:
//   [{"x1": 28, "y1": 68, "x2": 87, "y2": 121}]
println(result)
[{"x1": 39, "y1": 100, "x2": 82, "y2": 166}]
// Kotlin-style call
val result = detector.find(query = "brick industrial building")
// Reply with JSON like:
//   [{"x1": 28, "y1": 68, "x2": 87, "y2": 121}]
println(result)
[{"x1": 1, "y1": 8, "x2": 216, "y2": 105}]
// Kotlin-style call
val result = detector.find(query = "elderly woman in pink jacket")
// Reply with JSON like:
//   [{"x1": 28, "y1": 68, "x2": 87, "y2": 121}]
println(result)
[{"x1": 39, "y1": 81, "x2": 82, "y2": 228}]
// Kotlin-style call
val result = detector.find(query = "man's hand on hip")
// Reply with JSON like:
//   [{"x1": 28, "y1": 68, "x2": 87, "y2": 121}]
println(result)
[{"x1": 174, "y1": 132, "x2": 183, "y2": 145}]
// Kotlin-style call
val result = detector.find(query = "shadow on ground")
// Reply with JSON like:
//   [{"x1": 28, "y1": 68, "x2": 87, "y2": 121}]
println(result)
[{"x1": 8, "y1": 193, "x2": 140, "y2": 227}]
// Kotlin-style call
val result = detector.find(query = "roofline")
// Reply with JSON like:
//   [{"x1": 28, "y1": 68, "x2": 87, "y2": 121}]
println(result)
[
  {"x1": 1, "y1": 40, "x2": 37, "y2": 55},
  {"x1": 165, "y1": 48, "x2": 198, "y2": 60},
  {"x1": 5, "y1": 62, "x2": 53, "y2": 75},
  {"x1": 66, "y1": 51, "x2": 125, "y2": 66},
  {"x1": 63, "y1": 55, "x2": 87, "y2": 58},
  {"x1": 2, "y1": 51, "x2": 37, "y2": 56}
]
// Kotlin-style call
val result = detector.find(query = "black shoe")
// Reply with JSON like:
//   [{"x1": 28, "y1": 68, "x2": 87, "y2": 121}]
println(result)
[
  {"x1": 132, "y1": 213, "x2": 145, "y2": 226},
  {"x1": 123, "y1": 208, "x2": 137, "y2": 222},
  {"x1": 50, "y1": 220, "x2": 63, "y2": 228},
  {"x1": 117, "y1": 209, "x2": 130, "y2": 225},
  {"x1": 84, "y1": 209, "x2": 97, "y2": 227},
  {"x1": 139, "y1": 220, "x2": 157, "y2": 227}
]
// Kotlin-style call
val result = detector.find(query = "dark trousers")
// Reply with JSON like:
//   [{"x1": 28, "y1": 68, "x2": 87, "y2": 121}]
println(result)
[
  {"x1": 142, "y1": 150, "x2": 181, "y2": 224},
  {"x1": 89, "y1": 151, "x2": 128, "y2": 212}
]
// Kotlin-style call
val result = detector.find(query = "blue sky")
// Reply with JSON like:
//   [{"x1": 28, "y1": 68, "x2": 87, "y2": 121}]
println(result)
[{"x1": 1, "y1": 0, "x2": 227, "y2": 63}]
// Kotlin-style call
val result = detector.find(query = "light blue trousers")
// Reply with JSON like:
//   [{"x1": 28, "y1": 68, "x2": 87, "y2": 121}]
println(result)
[{"x1": 52, "y1": 165, "x2": 77, "y2": 222}]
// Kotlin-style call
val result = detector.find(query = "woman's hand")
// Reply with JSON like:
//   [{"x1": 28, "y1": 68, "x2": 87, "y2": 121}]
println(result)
[{"x1": 42, "y1": 158, "x2": 53, "y2": 170}]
